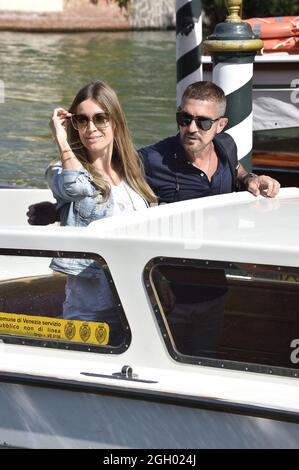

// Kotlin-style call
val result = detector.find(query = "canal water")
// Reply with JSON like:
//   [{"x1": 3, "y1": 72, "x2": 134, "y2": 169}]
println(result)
[{"x1": 0, "y1": 31, "x2": 177, "y2": 187}]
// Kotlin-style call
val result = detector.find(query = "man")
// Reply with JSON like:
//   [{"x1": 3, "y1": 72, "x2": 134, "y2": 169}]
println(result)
[{"x1": 139, "y1": 80, "x2": 280, "y2": 203}]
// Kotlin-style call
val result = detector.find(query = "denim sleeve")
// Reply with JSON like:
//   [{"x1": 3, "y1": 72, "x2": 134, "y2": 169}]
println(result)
[{"x1": 45, "y1": 163, "x2": 97, "y2": 202}]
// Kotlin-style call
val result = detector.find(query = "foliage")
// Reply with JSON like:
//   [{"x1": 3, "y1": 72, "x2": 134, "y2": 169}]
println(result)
[
  {"x1": 202, "y1": 0, "x2": 299, "y2": 36},
  {"x1": 241, "y1": 0, "x2": 299, "y2": 18}
]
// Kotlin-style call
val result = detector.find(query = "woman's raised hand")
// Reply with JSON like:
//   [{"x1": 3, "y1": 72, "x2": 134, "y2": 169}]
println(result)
[{"x1": 49, "y1": 107, "x2": 72, "y2": 145}]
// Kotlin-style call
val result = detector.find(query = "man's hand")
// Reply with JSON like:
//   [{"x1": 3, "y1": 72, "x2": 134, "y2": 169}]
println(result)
[
  {"x1": 246, "y1": 174, "x2": 280, "y2": 198},
  {"x1": 27, "y1": 201, "x2": 59, "y2": 225},
  {"x1": 237, "y1": 165, "x2": 280, "y2": 198}
]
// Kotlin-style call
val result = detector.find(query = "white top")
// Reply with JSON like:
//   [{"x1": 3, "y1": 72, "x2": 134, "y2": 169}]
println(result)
[{"x1": 110, "y1": 181, "x2": 147, "y2": 215}]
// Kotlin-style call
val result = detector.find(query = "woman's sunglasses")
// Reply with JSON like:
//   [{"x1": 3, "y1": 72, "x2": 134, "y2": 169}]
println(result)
[
  {"x1": 71, "y1": 112, "x2": 110, "y2": 131},
  {"x1": 176, "y1": 111, "x2": 221, "y2": 131}
]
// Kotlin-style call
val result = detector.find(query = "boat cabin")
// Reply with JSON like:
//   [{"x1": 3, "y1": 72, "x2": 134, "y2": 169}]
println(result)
[{"x1": 0, "y1": 187, "x2": 299, "y2": 448}]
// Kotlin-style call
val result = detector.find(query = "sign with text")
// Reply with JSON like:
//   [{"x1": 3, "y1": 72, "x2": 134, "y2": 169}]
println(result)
[{"x1": 0, "y1": 312, "x2": 109, "y2": 345}]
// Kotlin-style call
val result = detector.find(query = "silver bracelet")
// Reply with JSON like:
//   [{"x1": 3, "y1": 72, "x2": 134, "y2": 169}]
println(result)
[
  {"x1": 61, "y1": 156, "x2": 76, "y2": 163},
  {"x1": 60, "y1": 149, "x2": 72, "y2": 158}
]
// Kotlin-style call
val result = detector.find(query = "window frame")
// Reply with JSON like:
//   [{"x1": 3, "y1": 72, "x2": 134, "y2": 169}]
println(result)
[
  {"x1": 144, "y1": 256, "x2": 299, "y2": 379},
  {"x1": 0, "y1": 248, "x2": 131, "y2": 354}
]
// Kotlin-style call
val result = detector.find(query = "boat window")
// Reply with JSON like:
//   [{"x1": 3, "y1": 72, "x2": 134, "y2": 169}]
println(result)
[
  {"x1": 146, "y1": 258, "x2": 299, "y2": 378},
  {"x1": 0, "y1": 249, "x2": 130, "y2": 353}
]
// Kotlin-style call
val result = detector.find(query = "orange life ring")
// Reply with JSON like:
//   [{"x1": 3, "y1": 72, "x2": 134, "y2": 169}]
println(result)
[
  {"x1": 243, "y1": 16, "x2": 299, "y2": 39},
  {"x1": 245, "y1": 16, "x2": 299, "y2": 24},
  {"x1": 262, "y1": 36, "x2": 299, "y2": 52}
]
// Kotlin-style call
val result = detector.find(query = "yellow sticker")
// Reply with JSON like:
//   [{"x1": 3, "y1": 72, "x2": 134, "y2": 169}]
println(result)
[
  {"x1": 0, "y1": 312, "x2": 109, "y2": 345},
  {"x1": 278, "y1": 274, "x2": 299, "y2": 283}
]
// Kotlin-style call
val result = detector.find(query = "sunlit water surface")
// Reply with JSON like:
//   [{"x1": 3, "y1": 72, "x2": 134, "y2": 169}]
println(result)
[{"x1": 0, "y1": 31, "x2": 177, "y2": 187}]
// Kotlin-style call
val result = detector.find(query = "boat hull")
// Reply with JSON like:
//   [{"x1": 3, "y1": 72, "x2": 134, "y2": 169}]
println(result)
[{"x1": 0, "y1": 377, "x2": 299, "y2": 449}]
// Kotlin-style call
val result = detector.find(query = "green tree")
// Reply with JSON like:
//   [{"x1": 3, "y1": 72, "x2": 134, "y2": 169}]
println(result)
[{"x1": 242, "y1": 0, "x2": 299, "y2": 18}]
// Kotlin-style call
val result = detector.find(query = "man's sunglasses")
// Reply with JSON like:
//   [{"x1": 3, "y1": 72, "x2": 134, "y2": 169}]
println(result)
[
  {"x1": 71, "y1": 112, "x2": 110, "y2": 131},
  {"x1": 176, "y1": 111, "x2": 222, "y2": 131}
]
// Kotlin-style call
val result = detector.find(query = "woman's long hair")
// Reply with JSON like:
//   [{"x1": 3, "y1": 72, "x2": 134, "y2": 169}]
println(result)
[{"x1": 65, "y1": 80, "x2": 156, "y2": 204}]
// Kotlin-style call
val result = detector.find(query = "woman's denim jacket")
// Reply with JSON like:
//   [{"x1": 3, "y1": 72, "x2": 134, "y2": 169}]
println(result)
[{"x1": 46, "y1": 162, "x2": 115, "y2": 278}]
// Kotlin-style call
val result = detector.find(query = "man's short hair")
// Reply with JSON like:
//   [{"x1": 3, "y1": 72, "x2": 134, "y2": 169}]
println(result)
[{"x1": 180, "y1": 81, "x2": 226, "y2": 116}]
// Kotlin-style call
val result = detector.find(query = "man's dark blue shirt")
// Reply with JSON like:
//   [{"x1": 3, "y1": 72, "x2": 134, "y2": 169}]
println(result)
[{"x1": 138, "y1": 133, "x2": 237, "y2": 204}]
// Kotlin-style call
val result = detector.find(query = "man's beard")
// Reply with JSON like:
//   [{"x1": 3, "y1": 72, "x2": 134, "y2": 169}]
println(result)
[{"x1": 182, "y1": 135, "x2": 204, "y2": 156}]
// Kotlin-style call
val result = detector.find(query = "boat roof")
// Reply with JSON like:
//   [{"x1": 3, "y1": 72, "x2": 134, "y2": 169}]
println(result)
[
  {"x1": 85, "y1": 187, "x2": 299, "y2": 253},
  {"x1": 0, "y1": 187, "x2": 298, "y2": 268}
]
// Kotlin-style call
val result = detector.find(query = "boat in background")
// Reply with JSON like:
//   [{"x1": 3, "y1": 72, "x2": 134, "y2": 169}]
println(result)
[
  {"x1": 242, "y1": 16, "x2": 299, "y2": 185},
  {"x1": 203, "y1": 51, "x2": 299, "y2": 186},
  {"x1": 0, "y1": 186, "x2": 299, "y2": 448}
]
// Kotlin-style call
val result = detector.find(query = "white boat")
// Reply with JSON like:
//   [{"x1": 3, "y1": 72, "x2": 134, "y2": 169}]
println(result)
[
  {"x1": 0, "y1": 186, "x2": 299, "y2": 449},
  {"x1": 203, "y1": 52, "x2": 299, "y2": 186}
]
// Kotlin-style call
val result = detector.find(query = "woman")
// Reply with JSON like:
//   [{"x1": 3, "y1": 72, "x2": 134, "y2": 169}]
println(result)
[{"x1": 46, "y1": 80, "x2": 156, "y2": 345}]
